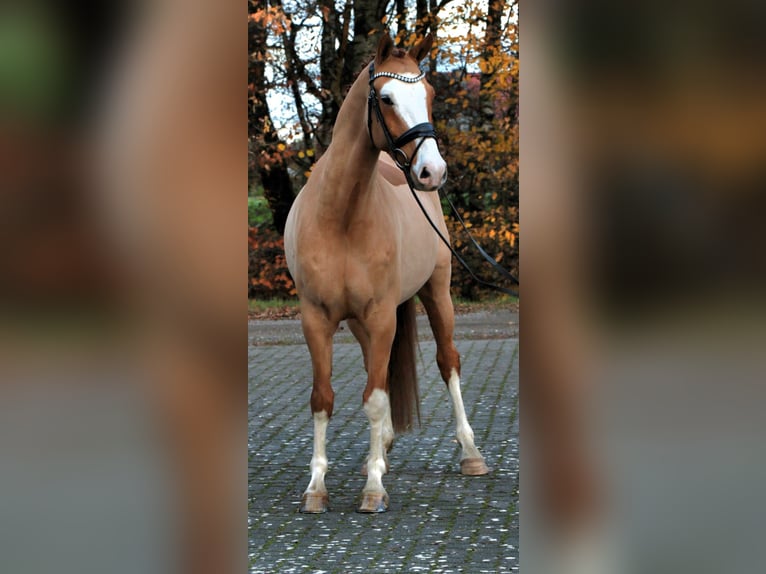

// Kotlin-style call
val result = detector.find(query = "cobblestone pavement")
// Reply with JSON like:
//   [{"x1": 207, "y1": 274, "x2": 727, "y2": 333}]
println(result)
[{"x1": 249, "y1": 317, "x2": 519, "y2": 574}]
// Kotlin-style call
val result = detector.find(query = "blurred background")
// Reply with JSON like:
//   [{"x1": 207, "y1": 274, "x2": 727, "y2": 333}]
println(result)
[
  {"x1": 522, "y1": 1, "x2": 766, "y2": 573},
  {"x1": 0, "y1": 1, "x2": 245, "y2": 573}
]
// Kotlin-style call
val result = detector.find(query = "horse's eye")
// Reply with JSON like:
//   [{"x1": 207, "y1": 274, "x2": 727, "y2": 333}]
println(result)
[{"x1": 380, "y1": 95, "x2": 394, "y2": 106}]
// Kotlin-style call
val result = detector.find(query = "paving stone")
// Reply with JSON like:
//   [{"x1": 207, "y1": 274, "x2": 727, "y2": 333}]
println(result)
[{"x1": 249, "y1": 328, "x2": 518, "y2": 573}]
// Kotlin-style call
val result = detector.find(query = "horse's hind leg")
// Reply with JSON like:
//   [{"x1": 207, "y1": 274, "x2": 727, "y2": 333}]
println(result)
[
  {"x1": 419, "y1": 276, "x2": 490, "y2": 476},
  {"x1": 299, "y1": 303, "x2": 338, "y2": 513}
]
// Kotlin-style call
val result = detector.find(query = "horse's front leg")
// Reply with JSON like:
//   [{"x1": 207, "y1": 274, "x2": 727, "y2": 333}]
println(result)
[
  {"x1": 299, "y1": 304, "x2": 337, "y2": 513},
  {"x1": 357, "y1": 311, "x2": 397, "y2": 513},
  {"x1": 347, "y1": 317, "x2": 395, "y2": 476}
]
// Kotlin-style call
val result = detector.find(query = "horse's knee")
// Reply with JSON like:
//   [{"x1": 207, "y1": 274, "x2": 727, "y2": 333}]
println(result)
[{"x1": 310, "y1": 387, "x2": 334, "y2": 417}]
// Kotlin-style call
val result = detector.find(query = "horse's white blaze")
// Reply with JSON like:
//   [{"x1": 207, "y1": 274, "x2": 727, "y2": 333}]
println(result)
[
  {"x1": 448, "y1": 368, "x2": 483, "y2": 460},
  {"x1": 380, "y1": 80, "x2": 446, "y2": 189},
  {"x1": 362, "y1": 389, "x2": 390, "y2": 493},
  {"x1": 305, "y1": 411, "x2": 329, "y2": 495},
  {"x1": 380, "y1": 79, "x2": 428, "y2": 126}
]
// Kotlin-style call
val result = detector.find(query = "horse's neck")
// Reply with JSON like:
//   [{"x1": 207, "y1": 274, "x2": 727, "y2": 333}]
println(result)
[{"x1": 315, "y1": 69, "x2": 380, "y2": 227}]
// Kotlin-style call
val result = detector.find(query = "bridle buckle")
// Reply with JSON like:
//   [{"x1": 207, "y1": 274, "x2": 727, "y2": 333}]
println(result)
[{"x1": 392, "y1": 148, "x2": 409, "y2": 170}]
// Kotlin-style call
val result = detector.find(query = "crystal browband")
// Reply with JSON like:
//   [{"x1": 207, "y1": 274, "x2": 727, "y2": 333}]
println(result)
[{"x1": 370, "y1": 71, "x2": 426, "y2": 83}]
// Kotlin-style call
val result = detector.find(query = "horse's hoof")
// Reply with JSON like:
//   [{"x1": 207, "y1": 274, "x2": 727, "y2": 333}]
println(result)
[
  {"x1": 357, "y1": 491, "x2": 389, "y2": 513},
  {"x1": 460, "y1": 457, "x2": 490, "y2": 476},
  {"x1": 299, "y1": 493, "x2": 329, "y2": 513}
]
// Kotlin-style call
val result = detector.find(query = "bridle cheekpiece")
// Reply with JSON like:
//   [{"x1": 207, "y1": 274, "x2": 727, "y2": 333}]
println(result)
[{"x1": 367, "y1": 61, "x2": 438, "y2": 186}]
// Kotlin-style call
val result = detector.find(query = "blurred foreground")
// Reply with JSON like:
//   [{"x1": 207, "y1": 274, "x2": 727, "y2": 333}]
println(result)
[
  {"x1": 522, "y1": 2, "x2": 766, "y2": 573},
  {"x1": 0, "y1": 2, "x2": 244, "y2": 573}
]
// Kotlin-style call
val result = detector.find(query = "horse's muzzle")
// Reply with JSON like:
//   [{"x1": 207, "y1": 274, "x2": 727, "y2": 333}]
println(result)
[
  {"x1": 412, "y1": 159, "x2": 447, "y2": 191},
  {"x1": 411, "y1": 137, "x2": 446, "y2": 190}
]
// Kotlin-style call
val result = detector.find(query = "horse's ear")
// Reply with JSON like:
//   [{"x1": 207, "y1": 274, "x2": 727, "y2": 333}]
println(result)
[
  {"x1": 409, "y1": 33, "x2": 433, "y2": 63},
  {"x1": 375, "y1": 32, "x2": 394, "y2": 64}
]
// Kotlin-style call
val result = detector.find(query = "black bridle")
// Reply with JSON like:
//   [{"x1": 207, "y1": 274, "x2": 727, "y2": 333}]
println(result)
[
  {"x1": 367, "y1": 62, "x2": 438, "y2": 184},
  {"x1": 366, "y1": 61, "x2": 519, "y2": 297}
]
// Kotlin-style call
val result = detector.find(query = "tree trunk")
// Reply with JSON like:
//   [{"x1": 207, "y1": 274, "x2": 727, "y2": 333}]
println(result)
[
  {"x1": 345, "y1": 0, "x2": 389, "y2": 84},
  {"x1": 484, "y1": 0, "x2": 505, "y2": 56},
  {"x1": 480, "y1": 0, "x2": 506, "y2": 121},
  {"x1": 248, "y1": 0, "x2": 295, "y2": 234},
  {"x1": 416, "y1": 0, "x2": 429, "y2": 36},
  {"x1": 315, "y1": 0, "x2": 342, "y2": 154},
  {"x1": 395, "y1": 0, "x2": 407, "y2": 37}
]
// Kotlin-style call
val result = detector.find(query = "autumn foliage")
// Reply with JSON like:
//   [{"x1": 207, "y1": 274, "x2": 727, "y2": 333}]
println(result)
[
  {"x1": 446, "y1": 205, "x2": 518, "y2": 298},
  {"x1": 249, "y1": 0, "x2": 518, "y2": 300},
  {"x1": 430, "y1": 4, "x2": 519, "y2": 298},
  {"x1": 248, "y1": 227, "x2": 295, "y2": 299}
]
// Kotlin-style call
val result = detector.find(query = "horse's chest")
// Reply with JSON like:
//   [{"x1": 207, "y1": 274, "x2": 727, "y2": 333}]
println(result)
[
  {"x1": 298, "y1": 231, "x2": 394, "y2": 281},
  {"x1": 343, "y1": 237, "x2": 397, "y2": 281}
]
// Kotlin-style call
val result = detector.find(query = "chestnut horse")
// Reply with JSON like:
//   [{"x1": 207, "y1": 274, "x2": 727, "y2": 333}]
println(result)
[{"x1": 284, "y1": 32, "x2": 489, "y2": 514}]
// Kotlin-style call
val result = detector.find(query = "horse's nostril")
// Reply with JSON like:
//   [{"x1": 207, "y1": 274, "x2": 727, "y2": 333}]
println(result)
[{"x1": 420, "y1": 167, "x2": 431, "y2": 180}]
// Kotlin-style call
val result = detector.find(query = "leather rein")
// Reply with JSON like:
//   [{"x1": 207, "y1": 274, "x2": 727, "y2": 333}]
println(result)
[{"x1": 366, "y1": 61, "x2": 519, "y2": 297}]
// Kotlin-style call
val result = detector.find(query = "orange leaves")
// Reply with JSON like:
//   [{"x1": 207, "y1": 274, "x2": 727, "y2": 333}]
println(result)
[
  {"x1": 431, "y1": 63, "x2": 518, "y2": 299},
  {"x1": 249, "y1": 7, "x2": 291, "y2": 36},
  {"x1": 255, "y1": 141, "x2": 293, "y2": 172},
  {"x1": 445, "y1": 206, "x2": 519, "y2": 299},
  {"x1": 296, "y1": 148, "x2": 314, "y2": 159},
  {"x1": 248, "y1": 227, "x2": 296, "y2": 298}
]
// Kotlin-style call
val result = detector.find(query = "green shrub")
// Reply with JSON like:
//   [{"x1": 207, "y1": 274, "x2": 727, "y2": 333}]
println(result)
[{"x1": 248, "y1": 194, "x2": 273, "y2": 228}]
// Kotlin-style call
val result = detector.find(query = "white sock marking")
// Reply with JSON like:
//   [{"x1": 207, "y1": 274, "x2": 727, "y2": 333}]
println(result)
[
  {"x1": 448, "y1": 369, "x2": 483, "y2": 460},
  {"x1": 305, "y1": 411, "x2": 329, "y2": 495},
  {"x1": 363, "y1": 389, "x2": 389, "y2": 494}
]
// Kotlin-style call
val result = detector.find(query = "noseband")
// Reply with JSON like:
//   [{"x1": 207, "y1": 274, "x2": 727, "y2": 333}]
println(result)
[{"x1": 367, "y1": 62, "x2": 438, "y2": 181}]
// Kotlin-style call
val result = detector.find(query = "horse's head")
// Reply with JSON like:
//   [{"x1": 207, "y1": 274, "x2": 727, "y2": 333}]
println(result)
[{"x1": 368, "y1": 33, "x2": 447, "y2": 191}]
